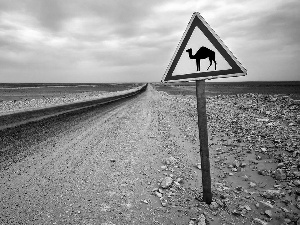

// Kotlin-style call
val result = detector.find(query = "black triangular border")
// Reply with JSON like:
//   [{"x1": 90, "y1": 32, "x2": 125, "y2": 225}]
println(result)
[{"x1": 163, "y1": 13, "x2": 246, "y2": 82}]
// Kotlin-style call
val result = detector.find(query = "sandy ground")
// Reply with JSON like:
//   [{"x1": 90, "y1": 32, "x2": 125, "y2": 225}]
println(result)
[{"x1": 0, "y1": 85, "x2": 299, "y2": 224}]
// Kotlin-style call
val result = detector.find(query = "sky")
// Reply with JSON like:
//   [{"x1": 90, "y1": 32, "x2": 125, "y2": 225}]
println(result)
[{"x1": 0, "y1": 0, "x2": 299, "y2": 83}]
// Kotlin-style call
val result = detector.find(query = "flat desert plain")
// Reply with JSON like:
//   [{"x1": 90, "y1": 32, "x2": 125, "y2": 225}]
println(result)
[{"x1": 0, "y1": 82, "x2": 299, "y2": 225}]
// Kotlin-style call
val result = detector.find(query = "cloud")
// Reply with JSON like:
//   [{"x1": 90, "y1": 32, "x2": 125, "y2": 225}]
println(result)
[{"x1": 0, "y1": 0, "x2": 299, "y2": 82}]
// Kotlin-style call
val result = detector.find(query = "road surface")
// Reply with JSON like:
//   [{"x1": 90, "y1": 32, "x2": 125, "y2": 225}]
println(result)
[{"x1": 0, "y1": 86, "x2": 204, "y2": 224}]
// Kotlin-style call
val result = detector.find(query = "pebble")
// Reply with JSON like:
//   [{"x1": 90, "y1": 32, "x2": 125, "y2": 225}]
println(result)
[
  {"x1": 231, "y1": 209, "x2": 241, "y2": 216},
  {"x1": 259, "y1": 201, "x2": 274, "y2": 210},
  {"x1": 242, "y1": 175, "x2": 249, "y2": 181},
  {"x1": 236, "y1": 186, "x2": 243, "y2": 191},
  {"x1": 274, "y1": 169, "x2": 286, "y2": 180},
  {"x1": 293, "y1": 171, "x2": 300, "y2": 178},
  {"x1": 160, "y1": 177, "x2": 173, "y2": 189},
  {"x1": 196, "y1": 163, "x2": 201, "y2": 170},
  {"x1": 198, "y1": 214, "x2": 206, "y2": 225},
  {"x1": 231, "y1": 168, "x2": 238, "y2": 172},
  {"x1": 160, "y1": 198, "x2": 167, "y2": 207},
  {"x1": 232, "y1": 160, "x2": 240, "y2": 168},
  {"x1": 253, "y1": 218, "x2": 268, "y2": 225},
  {"x1": 244, "y1": 205, "x2": 251, "y2": 211},
  {"x1": 240, "y1": 162, "x2": 247, "y2": 168},
  {"x1": 277, "y1": 163, "x2": 285, "y2": 168},
  {"x1": 163, "y1": 156, "x2": 177, "y2": 165},
  {"x1": 209, "y1": 202, "x2": 218, "y2": 210},
  {"x1": 189, "y1": 220, "x2": 196, "y2": 225},
  {"x1": 161, "y1": 165, "x2": 167, "y2": 170},
  {"x1": 154, "y1": 191, "x2": 163, "y2": 198},
  {"x1": 141, "y1": 200, "x2": 149, "y2": 204},
  {"x1": 250, "y1": 182, "x2": 257, "y2": 188},
  {"x1": 264, "y1": 210, "x2": 272, "y2": 218},
  {"x1": 293, "y1": 180, "x2": 300, "y2": 187},
  {"x1": 261, "y1": 189, "x2": 282, "y2": 199}
]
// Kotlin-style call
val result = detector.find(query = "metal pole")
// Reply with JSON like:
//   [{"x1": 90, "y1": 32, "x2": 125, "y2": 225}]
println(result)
[{"x1": 195, "y1": 80, "x2": 212, "y2": 204}]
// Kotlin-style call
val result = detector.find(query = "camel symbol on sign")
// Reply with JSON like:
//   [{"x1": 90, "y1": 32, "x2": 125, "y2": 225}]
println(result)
[{"x1": 186, "y1": 47, "x2": 217, "y2": 71}]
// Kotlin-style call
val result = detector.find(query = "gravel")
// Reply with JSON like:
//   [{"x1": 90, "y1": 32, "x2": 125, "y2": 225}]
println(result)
[
  {"x1": 0, "y1": 85, "x2": 299, "y2": 224},
  {"x1": 0, "y1": 86, "x2": 143, "y2": 115}
]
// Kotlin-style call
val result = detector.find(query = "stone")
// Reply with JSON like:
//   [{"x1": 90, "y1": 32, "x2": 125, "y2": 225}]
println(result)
[
  {"x1": 160, "y1": 198, "x2": 167, "y2": 207},
  {"x1": 229, "y1": 173, "x2": 233, "y2": 176},
  {"x1": 198, "y1": 214, "x2": 206, "y2": 225},
  {"x1": 277, "y1": 163, "x2": 285, "y2": 168},
  {"x1": 232, "y1": 209, "x2": 241, "y2": 216},
  {"x1": 232, "y1": 160, "x2": 240, "y2": 168},
  {"x1": 261, "y1": 189, "x2": 282, "y2": 199},
  {"x1": 261, "y1": 147, "x2": 267, "y2": 152},
  {"x1": 176, "y1": 177, "x2": 183, "y2": 183},
  {"x1": 264, "y1": 210, "x2": 272, "y2": 218},
  {"x1": 160, "y1": 177, "x2": 173, "y2": 189},
  {"x1": 257, "y1": 118, "x2": 269, "y2": 122},
  {"x1": 273, "y1": 184, "x2": 281, "y2": 189},
  {"x1": 280, "y1": 207, "x2": 289, "y2": 213},
  {"x1": 215, "y1": 199, "x2": 224, "y2": 208},
  {"x1": 236, "y1": 186, "x2": 243, "y2": 191},
  {"x1": 259, "y1": 201, "x2": 274, "y2": 210},
  {"x1": 274, "y1": 169, "x2": 286, "y2": 180},
  {"x1": 253, "y1": 218, "x2": 268, "y2": 225},
  {"x1": 293, "y1": 100, "x2": 300, "y2": 105},
  {"x1": 161, "y1": 165, "x2": 167, "y2": 170},
  {"x1": 231, "y1": 168, "x2": 238, "y2": 172},
  {"x1": 242, "y1": 175, "x2": 249, "y2": 181},
  {"x1": 154, "y1": 191, "x2": 163, "y2": 198},
  {"x1": 240, "y1": 162, "x2": 247, "y2": 168},
  {"x1": 141, "y1": 199, "x2": 149, "y2": 204},
  {"x1": 196, "y1": 163, "x2": 201, "y2": 170},
  {"x1": 152, "y1": 188, "x2": 159, "y2": 192},
  {"x1": 293, "y1": 180, "x2": 300, "y2": 187},
  {"x1": 293, "y1": 171, "x2": 300, "y2": 178},
  {"x1": 250, "y1": 182, "x2": 257, "y2": 188},
  {"x1": 189, "y1": 220, "x2": 196, "y2": 225},
  {"x1": 244, "y1": 205, "x2": 251, "y2": 211},
  {"x1": 209, "y1": 202, "x2": 219, "y2": 210},
  {"x1": 163, "y1": 156, "x2": 177, "y2": 165}
]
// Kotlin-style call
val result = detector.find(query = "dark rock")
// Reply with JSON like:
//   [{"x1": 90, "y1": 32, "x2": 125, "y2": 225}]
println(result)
[{"x1": 274, "y1": 169, "x2": 286, "y2": 180}]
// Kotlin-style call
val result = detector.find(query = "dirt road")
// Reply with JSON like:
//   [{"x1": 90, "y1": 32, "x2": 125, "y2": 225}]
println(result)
[
  {"x1": 0, "y1": 86, "x2": 202, "y2": 224},
  {"x1": 1, "y1": 85, "x2": 299, "y2": 225}
]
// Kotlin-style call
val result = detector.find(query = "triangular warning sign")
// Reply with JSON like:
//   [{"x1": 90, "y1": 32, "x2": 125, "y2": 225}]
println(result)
[{"x1": 162, "y1": 12, "x2": 246, "y2": 82}]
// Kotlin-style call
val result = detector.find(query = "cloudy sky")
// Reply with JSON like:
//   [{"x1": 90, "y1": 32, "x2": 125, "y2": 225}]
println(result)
[{"x1": 0, "y1": 0, "x2": 299, "y2": 83}]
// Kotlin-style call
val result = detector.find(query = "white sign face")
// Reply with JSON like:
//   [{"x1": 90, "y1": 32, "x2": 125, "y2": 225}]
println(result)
[
  {"x1": 173, "y1": 28, "x2": 232, "y2": 76},
  {"x1": 162, "y1": 12, "x2": 247, "y2": 82}
]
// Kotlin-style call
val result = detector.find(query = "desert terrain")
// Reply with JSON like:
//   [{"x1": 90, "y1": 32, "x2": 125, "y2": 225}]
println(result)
[{"x1": 0, "y1": 82, "x2": 299, "y2": 224}]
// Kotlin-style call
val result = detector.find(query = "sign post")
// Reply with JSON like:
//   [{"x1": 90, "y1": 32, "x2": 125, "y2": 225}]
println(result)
[
  {"x1": 162, "y1": 12, "x2": 246, "y2": 204},
  {"x1": 196, "y1": 80, "x2": 212, "y2": 203}
]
